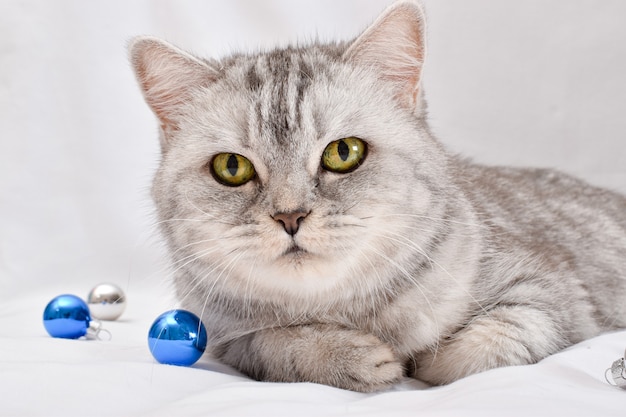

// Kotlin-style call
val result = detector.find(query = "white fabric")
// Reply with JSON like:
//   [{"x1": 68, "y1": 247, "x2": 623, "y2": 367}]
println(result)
[
  {"x1": 2, "y1": 1, "x2": 626, "y2": 416},
  {"x1": 2, "y1": 285, "x2": 626, "y2": 416}
]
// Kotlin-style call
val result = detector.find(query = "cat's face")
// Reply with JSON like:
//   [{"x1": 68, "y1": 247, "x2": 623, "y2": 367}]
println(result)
[{"x1": 132, "y1": 2, "x2": 450, "y2": 301}]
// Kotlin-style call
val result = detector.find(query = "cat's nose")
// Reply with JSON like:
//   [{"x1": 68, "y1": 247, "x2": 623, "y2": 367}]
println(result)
[{"x1": 272, "y1": 211, "x2": 310, "y2": 236}]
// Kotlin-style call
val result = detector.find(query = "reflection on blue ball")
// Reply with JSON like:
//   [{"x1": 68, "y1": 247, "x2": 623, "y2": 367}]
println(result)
[
  {"x1": 148, "y1": 309, "x2": 207, "y2": 366},
  {"x1": 43, "y1": 294, "x2": 92, "y2": 339}
]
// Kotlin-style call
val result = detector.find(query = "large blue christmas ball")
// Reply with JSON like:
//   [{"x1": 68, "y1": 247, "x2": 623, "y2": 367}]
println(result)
[
  {"x1": 43, "y1": 294, "x2": 92, "y2": 339},
  {"x1": 147, "y1": 309, "x2": 207, "y2": 366}
]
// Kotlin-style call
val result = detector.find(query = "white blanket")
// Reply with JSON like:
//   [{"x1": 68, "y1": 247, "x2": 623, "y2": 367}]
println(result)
[{"x1": 3, "y1": 284, "x2": 625, "y2": 416}]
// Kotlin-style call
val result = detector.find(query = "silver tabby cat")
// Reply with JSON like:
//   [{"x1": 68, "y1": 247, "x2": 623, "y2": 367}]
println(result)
[{"x1": 130, "y1": 1, "x2": 626, "y2": 392}]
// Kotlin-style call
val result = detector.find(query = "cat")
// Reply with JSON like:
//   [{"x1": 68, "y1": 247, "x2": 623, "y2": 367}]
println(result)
[{"x1": 129, "y1": 0, "x2": 626, "y2": 392}]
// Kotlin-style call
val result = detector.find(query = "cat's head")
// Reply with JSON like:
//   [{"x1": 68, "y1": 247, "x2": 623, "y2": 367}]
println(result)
[{"x1": 130, "y1": 1, "x2": 453, "y2": 304}]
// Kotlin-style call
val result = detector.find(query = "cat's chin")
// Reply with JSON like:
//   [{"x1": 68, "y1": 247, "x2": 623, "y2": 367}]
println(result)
[{"x1": 249, "y1": 251, "x2": 355, "y2": 297}]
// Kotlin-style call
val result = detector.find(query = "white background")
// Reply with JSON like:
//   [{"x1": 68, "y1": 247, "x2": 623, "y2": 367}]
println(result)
[
  {"x1": 1, "y1": 2, "x2": 626, "y2": 416},
  {"x1": 1, "y1": 0, "x2": 625, "y2": 299}
]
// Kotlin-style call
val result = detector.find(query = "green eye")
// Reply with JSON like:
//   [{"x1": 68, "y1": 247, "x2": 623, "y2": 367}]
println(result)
[
  {"x1": 321, "y1": 137, "x2": 367, "y2": 173},
  {"x1": 211, "y1": 153, "x2": 256, "y2": 186}
]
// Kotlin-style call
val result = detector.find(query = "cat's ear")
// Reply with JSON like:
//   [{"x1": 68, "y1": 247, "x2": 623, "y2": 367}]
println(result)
[
  {"x1": 345, "y1": 1, "x2": 426, "y2": 110},
  {"x1": 129, "y1": 36, "x2": 218, "y2": 144}
]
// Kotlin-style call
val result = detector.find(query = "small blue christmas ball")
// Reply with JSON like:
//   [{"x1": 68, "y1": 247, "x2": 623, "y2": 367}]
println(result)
[
  {"x1": 147, "y1": 309, "x2": 207, "y2": 366},
  {"x1": 43, "y1": 294, "x2": 92, "y2": 339}
]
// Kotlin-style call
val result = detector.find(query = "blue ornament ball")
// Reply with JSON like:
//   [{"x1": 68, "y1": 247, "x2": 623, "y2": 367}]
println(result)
[
  {"x1": 43, "y1": 294, "x2": 92, "y2": 339},
  {"x1": 148, "y1": 309, "x2": 207, "y2": 367}
]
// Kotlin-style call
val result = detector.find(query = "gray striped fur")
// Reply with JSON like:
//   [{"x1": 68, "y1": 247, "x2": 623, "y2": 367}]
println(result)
[{"x1": 130, "y1": 1, "x2": 626, "y2": 392}]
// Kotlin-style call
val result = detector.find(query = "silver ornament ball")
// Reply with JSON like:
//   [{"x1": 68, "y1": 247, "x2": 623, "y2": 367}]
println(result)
[{"x1": 87, "y1": 283, "x2": 126, "y2": 321}]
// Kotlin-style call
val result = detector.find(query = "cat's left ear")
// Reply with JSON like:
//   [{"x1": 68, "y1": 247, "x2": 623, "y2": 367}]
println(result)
[
  {"x1": 129, "y1": 36, "x2": 218, "y2": 148},
  {"x1": 345, "y1": 1, "x2": 426, "y2": 110}
]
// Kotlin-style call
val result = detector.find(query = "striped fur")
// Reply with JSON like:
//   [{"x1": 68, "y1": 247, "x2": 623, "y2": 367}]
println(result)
[{"x1": 130, "y1": 1, "x2": 626, "y2": 391}]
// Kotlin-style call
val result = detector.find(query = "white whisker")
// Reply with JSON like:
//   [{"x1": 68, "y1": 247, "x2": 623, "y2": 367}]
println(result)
[
  {"x1": 198, "y1": 249, "x2": 251, "y2": 324},
  {"x1": 375, "y1": 230, "x2": 490, "y2": 319},
  {"x1": 360, "y1": 239, "x2": 441, "y2": 351},
  {"x1": 184, "y1": 191, "x2": 237, "y2": 226},
  {"x1": 175, "y1": 253, "x2": 233, "y2": 308},
  {"x1": 372, "y1": 213, "x2": 486, "y2": 229}
]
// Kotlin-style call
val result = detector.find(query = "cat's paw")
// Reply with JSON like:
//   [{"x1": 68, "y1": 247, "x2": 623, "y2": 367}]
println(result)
[
  {"x1": 306, "y1": 330, "x2": 404, "y2": 392},
  {"x1": 218, "y1": 325, "x2": 403, "y2": 392},
  {"x1": 412, "y1": 313, "x2": 536, "y2": 385}
]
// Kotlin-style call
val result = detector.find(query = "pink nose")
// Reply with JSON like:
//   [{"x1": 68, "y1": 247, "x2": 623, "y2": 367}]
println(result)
[{"x1": 272, "y1": 211, "x2": 309, "y2": 236}]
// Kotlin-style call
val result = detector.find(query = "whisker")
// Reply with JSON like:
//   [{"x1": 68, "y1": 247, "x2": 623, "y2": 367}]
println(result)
[
  {"x1": 168, "y1": 246, "x2": 219, "y2": 273},
  {"x1": 349, "y1": 242, "x2": 387, "y2": 325},
  {"x1": 242, "y1": 253, "x2": 261, "y2": 319},
  {"x1": 175, "y1": 252, "x2": 236, "y2": 308},
  {"x1": 375, "y1": 230, "x2": 490, "y2": 318},
  {"x1": 198, "y1": 249, "x2": 251, "y2": 326},
  {"x1": 360, "y1": 240, "x2": 441, "y2": 346},
  {"x1": 184, "y1": 191, "x2": 237, "y2": 226},
  {"x1": 153, "y1": 217, "x2": 206, "y2": 225},
  {"x1": 372, "y1": 213, "x2": 487, "y2": 229}
]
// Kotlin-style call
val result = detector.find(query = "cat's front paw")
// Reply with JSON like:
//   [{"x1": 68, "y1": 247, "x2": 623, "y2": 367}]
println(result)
[
  {"x1": 218, "y1": 325, "x2": 403, "y2": 392},
  {"x1": 305, "y1": 329, "x2": 404, "y2": 392},
  {"x1": 412, "y1": 311, "x2": 540, "y2": 385}
]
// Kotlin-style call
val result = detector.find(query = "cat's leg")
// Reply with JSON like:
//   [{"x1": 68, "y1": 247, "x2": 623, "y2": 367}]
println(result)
[
  {"x1": 215, "y1": 324, "x2": 404, "y2": 392},
  {"x1": 412, "y1": 305, "x2": 567, "y2": 385}
]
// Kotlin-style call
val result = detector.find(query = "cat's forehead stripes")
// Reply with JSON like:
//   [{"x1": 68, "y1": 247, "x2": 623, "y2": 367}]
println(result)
[{"x1": 244, "y1": 49, "x2": 317, "y2": 146}]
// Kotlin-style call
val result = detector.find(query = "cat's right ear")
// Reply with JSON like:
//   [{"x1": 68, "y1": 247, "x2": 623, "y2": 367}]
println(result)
[
  {"x1": 345, "y1": 1, "x2": 426, "y2": 111},
  {"x1": 129, "y1": 37, "x2": 218, "y2": 147}
]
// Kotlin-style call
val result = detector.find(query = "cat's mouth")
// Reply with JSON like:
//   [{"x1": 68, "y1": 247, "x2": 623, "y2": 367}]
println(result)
[{"x1": 282, "y1": 244, "x2": 308, "y2": 257}]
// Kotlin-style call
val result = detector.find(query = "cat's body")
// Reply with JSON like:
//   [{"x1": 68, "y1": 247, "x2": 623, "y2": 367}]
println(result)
[{"x1": 131, "y1": 1, "x2": 626, "y2": 392}]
